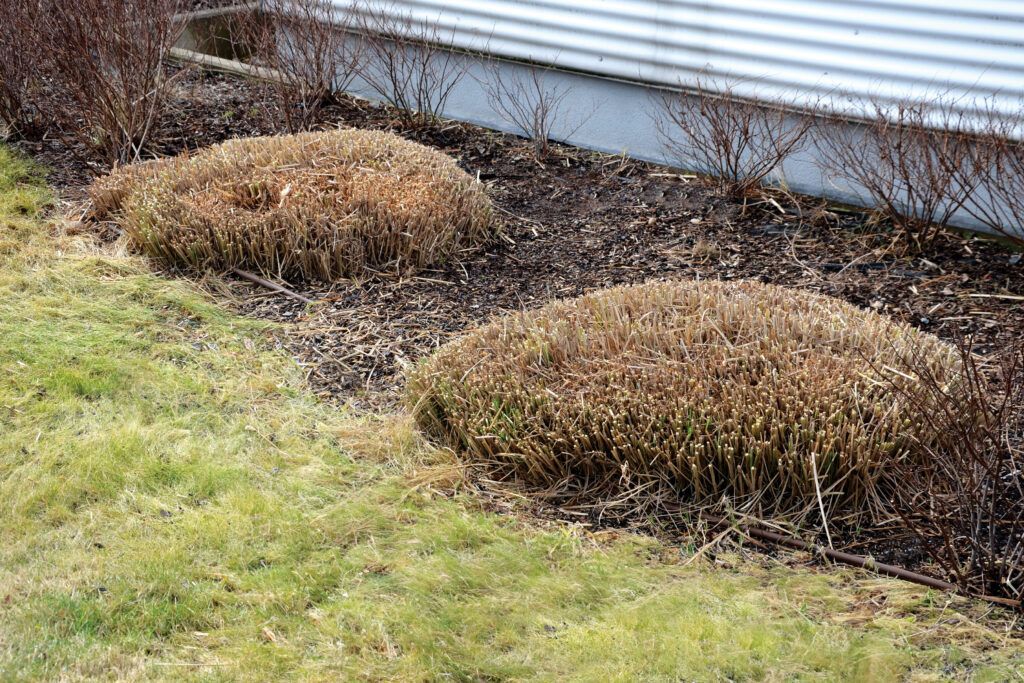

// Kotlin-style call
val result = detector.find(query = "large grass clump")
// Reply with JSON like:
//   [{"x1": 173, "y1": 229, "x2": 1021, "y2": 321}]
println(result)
[
  {"x1": 89, "y1": 128, "x2": 493, "y2": 280},
  {"x1": 408, "y1": 279, "x2": 960, "y2": 516}
]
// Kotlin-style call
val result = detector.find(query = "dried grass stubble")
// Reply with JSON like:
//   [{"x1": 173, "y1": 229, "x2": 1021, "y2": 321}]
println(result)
[
  {"x1": 408, "y1": 279, "x2": 962, "y2": 519},
  {"x1": 89, "y1": 128, "x2": 494, "y2": 280}
]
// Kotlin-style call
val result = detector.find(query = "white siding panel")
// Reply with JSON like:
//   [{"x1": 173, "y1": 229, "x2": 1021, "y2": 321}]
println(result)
[{"x1": 333, "y1": 0, "x2": 1024, "y2": 117}]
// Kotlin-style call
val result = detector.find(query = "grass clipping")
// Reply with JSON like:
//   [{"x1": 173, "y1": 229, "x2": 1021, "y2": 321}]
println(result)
[
  {"x1": 88, "y1": 129, "x2": 494, "y2": 280},
  {"x1": 407, "y1": 280, "x2": 960, "y2": 518}
]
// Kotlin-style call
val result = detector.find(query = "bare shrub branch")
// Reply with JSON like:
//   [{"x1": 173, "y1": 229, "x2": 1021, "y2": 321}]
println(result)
[
  {"x1": 816, "y1": 97, "x2": 985, "y2": 250},
  {"x1": 353, "y1": 3, "x2": 471, "y2": 128},
  {"x1": 656, "y1": 76, "x2": 813, "y2": 199},
  {"x1": 879, "y1": 336, "x2": 1024, "y2": 604},
  {"x1": 43, "y1": 0, "x2": 188, "y2": 165},
  {"x1": 481, "y1": 61, "x2": 591, "y2": 159},
  {"x1": 0, "y1": 2, "x2": 48, "y2": 139},
  {"x1": 241, "y1": 0, "x2": 363, "y2": 133},
  {"x1": 962, "y1": 110, "x2": 1024, "y2": 249}
]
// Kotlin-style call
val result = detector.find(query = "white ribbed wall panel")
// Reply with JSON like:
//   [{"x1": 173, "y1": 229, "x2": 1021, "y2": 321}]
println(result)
[
  {"x1": 307, "y1": 0, "x2": 1024, "y2": 232},
  {"x1": 332, "y1": 0, "x2": 1024, "y2": 118}
]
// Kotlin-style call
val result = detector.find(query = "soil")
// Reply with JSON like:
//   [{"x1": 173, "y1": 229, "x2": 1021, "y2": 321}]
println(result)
[
  {"x1": 135, "y1": 75, "x2": 1023, "y2": 409},
  {"x1": 17, "y1": 67, "x2": 1024, "y2": 598},
  {"x1": 26, "y1": 72, "x2": 1021, "y2": 406}
]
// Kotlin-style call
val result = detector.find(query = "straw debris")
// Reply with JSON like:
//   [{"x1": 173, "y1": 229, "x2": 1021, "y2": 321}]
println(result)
[
  {"x1": 407, "y1": 279, "x2": 960, "y2": 516},
  {"x1": 89, "y1": 129, "x2": 493, "y2": 280}
]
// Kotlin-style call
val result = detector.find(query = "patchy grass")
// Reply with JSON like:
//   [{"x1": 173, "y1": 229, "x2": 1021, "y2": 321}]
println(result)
[{"x1": 0, "y1": 146, "x2": 1022, "y2": 681}]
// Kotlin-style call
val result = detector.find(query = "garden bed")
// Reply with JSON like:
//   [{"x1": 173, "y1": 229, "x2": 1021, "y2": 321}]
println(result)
[
  {"x1": 3, "y1": 4, "x2": 1023, "y2": 673},
  {"x1": 31, "y1": 66, "x2": 1023, "y2": 565},
  {"x1": 10, "y1": 55, "x2": 1024, "y2": 621},
  {"x1": 26, "y1": 70, "x2": 1022, "y2": 406},
  {"x1": 18, "y1": 150, "x2": 1018, "y2": 680}
]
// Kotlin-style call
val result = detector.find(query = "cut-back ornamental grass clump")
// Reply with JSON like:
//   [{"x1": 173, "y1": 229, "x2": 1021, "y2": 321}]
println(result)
[
  {"x1": 407, "y1": 279, "x2": 962, "y2": 518},
  {"x1": 88, "y1": 128, "x2": 494, "y2": 281}
]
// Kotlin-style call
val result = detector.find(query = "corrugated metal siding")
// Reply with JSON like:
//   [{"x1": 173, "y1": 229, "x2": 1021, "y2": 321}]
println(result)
[{"x1": 334, "y1": 0, "x2": 1024, "y2": 118}]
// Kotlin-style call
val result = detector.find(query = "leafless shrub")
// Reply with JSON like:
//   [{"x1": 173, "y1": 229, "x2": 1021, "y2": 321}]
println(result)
[
  {"x1": 407, "y1": 279, "x2": 960, "y2": 520},
  {"x1": 0, "y1": 2, "x2": 48, "y2": 139},
  {"x1": 89, "y1": 129, "x2": 494, "y2": 280},
  {"x1": 962, "y1": 112, "x2": 1024, "y2": 249},
  {"x1": 354, "y1": 3, "x2": 471, "y2": 128},
  {"x1": 656, "y1": 76, "x2": 813, "y2": 199},
  {"x1": 816, "y1": 97, "x2": 984, "y2": 250},
  {"x1": 241, "y1": 0, "x2": 363, "y2": 133},
  {"x1": 881, "y1": 337, "x2": 1024, "y2": 605},
  {"x1": 43, "y1": 0, "x2": 187, "y2": 165},
  {"x1": 481, "y1": 62, "x2": 590, "y2": 159}
]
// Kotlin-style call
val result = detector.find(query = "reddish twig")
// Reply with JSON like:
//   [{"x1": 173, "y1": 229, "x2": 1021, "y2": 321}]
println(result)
[{"x1": 704, "y1": 514, "x2": 1021, "y2": 609}]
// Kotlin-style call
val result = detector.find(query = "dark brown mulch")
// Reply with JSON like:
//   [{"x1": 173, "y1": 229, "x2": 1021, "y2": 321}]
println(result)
[
  {"x1": 22, "y1": 69, "x2": 1022, "y2": 408},
  {"x1": 15, "y1": 69, "x2": 281, "y2": 197},
  {"x1": 16, "y1": 66, "x2": 1024, "y2": 603}
]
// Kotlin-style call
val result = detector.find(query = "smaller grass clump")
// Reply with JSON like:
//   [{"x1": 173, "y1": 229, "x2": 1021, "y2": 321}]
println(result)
[
  {"x1": 89, "y1": 128, "x2": 493, "y2": 280},
  {"x1": 407, "y1": 280, "x2": 961, "y2": 517}
]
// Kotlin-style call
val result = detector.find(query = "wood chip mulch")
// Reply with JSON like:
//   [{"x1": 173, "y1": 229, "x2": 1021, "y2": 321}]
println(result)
[
  {"x1": 22, "y1": 70, "x2": 1023, "y2": 411},
  {"x1": 16, "y1": 67, "x2": 1024, "y2": 600}
]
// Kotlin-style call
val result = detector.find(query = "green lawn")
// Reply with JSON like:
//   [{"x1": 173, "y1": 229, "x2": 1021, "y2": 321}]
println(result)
[{"x1": 0, "y1": 146, "x2": 1021, "y2": 681}]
